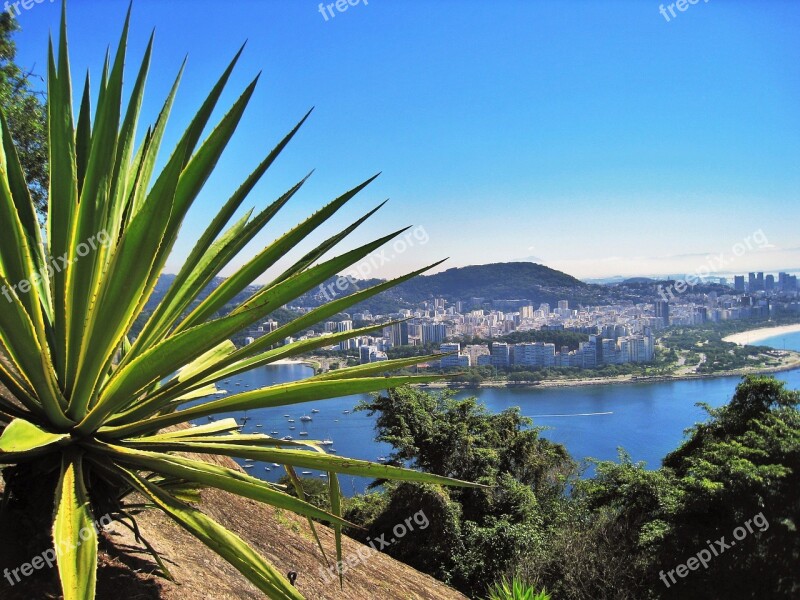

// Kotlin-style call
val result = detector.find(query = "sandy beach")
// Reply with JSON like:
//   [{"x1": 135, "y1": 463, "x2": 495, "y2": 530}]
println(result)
[
  {"x1": 723, "y1": 323, "x2": 800, "y2": 346},
  {"x1": 271, "y1": 358, "x2": 315, "y2": 366}
]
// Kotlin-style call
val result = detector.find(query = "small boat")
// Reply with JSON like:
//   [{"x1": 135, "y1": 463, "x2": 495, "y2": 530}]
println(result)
[
  {"x1": 299, "y1": 432, "x2": 309, "y2": 436},
  {"x1": 243, "y1": 464, "x2": 254, "y2": 469},
  {"x1": 270, "y1": 430, "x2": 279, "y2": 435},
  {"x1": 342, "y1": 410, "x2": 350, "y2": 414},
  {"x1": 319, "y1": 473, "x2": 328, "y2": 478},
  {"x1": 287, "y1": 419, "x2": 295, "y2": 423},
  {"x1": 301, "y1": 471, "x2": 312, "y2": 475},
  {"x1": 244, "y1": 458, "x2": 254, "y2": 462},
  {"x1": 311, "y1": 409, "x2": 320, "y2": 414},
  {"x1": 272, "y1": 463, "x2": 280, "y2": 467},
  {"x1": 300, "y1": 415, "x2": 312, "y2": 422},
  {"x1": 282, "y1": 436, "x2": 293, "y2": 441},
  {"x1": 328, "y1": 448, "x2": 337, "y2": 454},
  {"x1": 236, "y1": 383, "x2": 241, "y2": 386},
  {"x1": 378, "y1": 457, "x2": 387, "y2": 463},
  {"x1": 334, "y1": 419, "x2": 339, "y2": 422},
  {"x1": 283, "y1": 414, "x2": 290, "y2": 417},
  {"x1": 289, "y1": 426, "x2": 296, "y2": 430},
  {"x1": 256, "y1": 424, "x2": 263, "y2": 428},
  {"x1": 320, "y1": 439, "x2": 334, "y2": 446},
  {"x1": 264, "y1": 467, "x2": 271, "y2": 472}
]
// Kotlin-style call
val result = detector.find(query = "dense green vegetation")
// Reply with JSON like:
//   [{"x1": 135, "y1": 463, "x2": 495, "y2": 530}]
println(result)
[
  {"x1": 0, "y1": 14, "x2": 48, "y2": 213},
  {"x1": 661, "y1": 317, "x2": 800, "y2": 373},
  {"x1": 346, "y1": 377, "x2": 800, "y2": 599}
]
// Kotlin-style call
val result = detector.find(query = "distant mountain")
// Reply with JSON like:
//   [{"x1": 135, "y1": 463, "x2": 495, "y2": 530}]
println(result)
[
  {"x1": 300, "y1": 262, "x2": 621, "y2": 312},
  {"x1": 392, "y1": 262, "x2": 590, "y2": 303},
  {"x1": 144, "y1": 262, "x2": 625, "y2": 324}
]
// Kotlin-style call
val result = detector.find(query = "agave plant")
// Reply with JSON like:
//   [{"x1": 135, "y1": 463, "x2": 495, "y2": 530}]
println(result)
[
  {"x1": 0, "y1": 5, "x2": 478, "y2": 599},
  {"x1": 485, "y1": 578, "x2": 551, "y2": 600}
]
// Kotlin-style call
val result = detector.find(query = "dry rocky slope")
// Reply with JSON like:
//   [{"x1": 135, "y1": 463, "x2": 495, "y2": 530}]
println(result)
[{"x1": 0, "y1": 365, "x2": 465, "y2": 599}]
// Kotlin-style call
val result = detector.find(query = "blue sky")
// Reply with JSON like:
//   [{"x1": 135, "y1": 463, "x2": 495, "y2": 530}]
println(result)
[{"x1": 12, "y1": 0, "x2": 800, "y2": 281}]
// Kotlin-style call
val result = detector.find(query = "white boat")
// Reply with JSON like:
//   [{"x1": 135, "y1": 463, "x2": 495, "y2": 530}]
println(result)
[
  {"x1": 311, "y1": 409, "x2": 320, "y2": 414},
  {"x1": 378, "y1": 457, "x2": 387, "y2": 463},
  {"x1": 272, "y1": 463, "x2": 280, "y2": 467},
  {"x1": 299, "y1": 432, "x2": 309, "y2": 436},
  {"x1": 282, "y1": 436, "x2": 293, "y2": 441},
  {"x1": 264, "y1": 467, "x2": 271, "y2": 472},
  {"x1": 342, "y1": 410, "x2": 350, "y2": 414},
  {"x1": 319, "y1": 473, "x2": 328, "y2": 478},
  {"x1": 328, "y1": 448, "x2": 337, "y2": 453},
  {"x1": 320, "y1": 439, "x2": 334, "y2": 446},
  {"x1": 287, "y1": 419, "x2": 295, "y2": 423},
  {"x1": 256, "y1": 424, "x2": 263, "y2": 428},
  {"x1": 283, "y1": 414, "x2": 290, "y2": 417},
  {"x1": 301, "y1": 471, "x2": 312, "y2": 475},
  {"x1": 300, "y1": 415, "x2": 312, "y2": 422},
  {"x1": 270, "y1": 430, "x2": 279, "y2": 435},
  {"x1": 243, "y1": 464, "x2": 254, "y2": 469},
  {"x1": 289, "y1": 426, "x2": 296, "y2": 430},
  {"x1": 244, "y1": 459, "x2": 254, "y2": 462}
]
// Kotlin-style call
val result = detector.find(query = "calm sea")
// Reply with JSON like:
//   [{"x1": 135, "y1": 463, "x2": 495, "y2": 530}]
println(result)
[{"x1": 198, "y1": 331, "x2": 800, "y2": 495}]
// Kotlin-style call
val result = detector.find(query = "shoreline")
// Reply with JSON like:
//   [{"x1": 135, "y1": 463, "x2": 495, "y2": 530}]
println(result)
[
  {"x1": 271, "y1": 358, "x2": 318, "y2": 368},
  {"x1": 722, "y1": 323, "x2": 800, "y2": 346},
  {"x1": 268, "y1": 322, "x2": 800, "y2": 391},
  {"x1": 417, "y1": 350, "x2": 800, "y2": 391}
]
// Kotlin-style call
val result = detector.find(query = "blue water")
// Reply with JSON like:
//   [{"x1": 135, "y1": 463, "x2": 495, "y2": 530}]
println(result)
[{"x1": 199, "y1": 332, "x2": 800, "y2": 495}]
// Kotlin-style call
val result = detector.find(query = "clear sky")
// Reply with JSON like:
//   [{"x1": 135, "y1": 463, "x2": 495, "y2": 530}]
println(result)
[{"x1": 11, "y1": 0, "x2": 800, "y2": 282}]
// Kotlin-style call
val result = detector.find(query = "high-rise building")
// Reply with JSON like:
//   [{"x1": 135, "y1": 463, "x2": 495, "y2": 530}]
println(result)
[
  {"x1": 261, "y1": 319, "x2": 278, "y2": 334},
  {"x1": 337, "y1": 320, "x2": 354, "y2": 351},
  {"x1": 765, "y1": 274, "x2": 775, "y2": 291},
  {"x1": 385, "y1": 322, "x2": 409, "y2": 347},
  {"x1": 748, "y1": 272, "x2": 757, "y2": 291},
  {"x1": 654, "y1": 301, "x2": 670, "y2": 327},
  {"x1": 489, "y1": 342, "x2": 510, "y2": 368},
  {"x1": 514, "y1": 342, "x2": 556, "y2": 367},
  {"x1": 440, "y1": 343, "x2": 469, "y2": 368},
  {"x1": 558, "y1": 300, "x2": 569, "y2": 311},
  {"x1": 464, "y1": 344, "x2": 490, "y2": 366},
  {"x1": 421, "y1": 323, "x2": 447, "y2": 345},
  {"x1": 359, "y1": 345, "x2": 377, "y2": 364},
  {"x1": 734, "y1": 275, "x2": 745, "y2": 292}
]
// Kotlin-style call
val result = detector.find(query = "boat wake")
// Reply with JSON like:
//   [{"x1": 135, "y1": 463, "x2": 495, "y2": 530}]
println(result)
[{"x1": 530, "y1": 411, "x2": 613, "y2": 418}]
